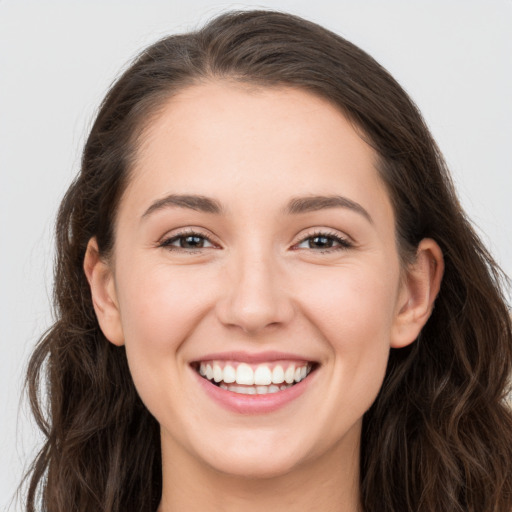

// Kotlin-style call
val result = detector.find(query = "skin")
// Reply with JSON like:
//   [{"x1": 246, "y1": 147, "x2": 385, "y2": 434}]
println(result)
[{"x1": 84, "y1": 82, "x2": 443, "y2": 511}]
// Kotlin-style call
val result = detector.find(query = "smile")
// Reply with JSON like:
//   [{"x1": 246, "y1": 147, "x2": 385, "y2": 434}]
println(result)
[{"x1": 194, "y1": 360, "x2": 315, "y2": 395}]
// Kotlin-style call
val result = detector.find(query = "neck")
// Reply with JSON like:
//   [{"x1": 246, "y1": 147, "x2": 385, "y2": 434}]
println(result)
[{"x1": 158, "y1": 429, "x2": 362, "y2": 512}]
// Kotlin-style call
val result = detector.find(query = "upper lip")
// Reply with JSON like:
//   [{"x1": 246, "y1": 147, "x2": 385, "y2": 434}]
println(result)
[{"x1": 191, "y1": 350, "x2": 317, "y2": 364}]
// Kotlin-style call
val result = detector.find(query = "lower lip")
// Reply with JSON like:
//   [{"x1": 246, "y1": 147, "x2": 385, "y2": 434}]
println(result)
[{"x1": 193, "y1": 368, "x2": 315, "y2": 414}]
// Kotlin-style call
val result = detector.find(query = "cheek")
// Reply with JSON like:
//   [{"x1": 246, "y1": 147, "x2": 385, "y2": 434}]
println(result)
[
  {"x1": 113, "y1": 260, "x2": 217, "y2": 393},
  {"x1": 296, "y1": 261, "x2": 399, "y2": 343},
  {"x1": 295, "y1": 261, "x2": 399, "y2": 406},
  {"x1": 117, "y1": 261, "x2": 212, "y2": 343}
]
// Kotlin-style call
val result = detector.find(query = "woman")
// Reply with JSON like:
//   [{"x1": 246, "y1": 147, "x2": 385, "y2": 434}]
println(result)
[{"x1": 24, "y1": 10, "x2": 512, "y2": 512}]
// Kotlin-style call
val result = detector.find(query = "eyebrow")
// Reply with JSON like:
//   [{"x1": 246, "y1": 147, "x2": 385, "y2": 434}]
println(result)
[
  {"x1": 142, "y1": 194, "x2": 223, "y2": 218},
  {"x1": 285, "y1": 195, "x2": 373, "y2": 223},
  {"x1": 141, "y1": 193, "x2": 372, "y2": 223}
]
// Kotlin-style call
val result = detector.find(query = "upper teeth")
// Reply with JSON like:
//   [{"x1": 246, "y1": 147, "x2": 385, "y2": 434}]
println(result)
[{"x1": 198, "y1": 361, "x2": 311, "y2": 386}]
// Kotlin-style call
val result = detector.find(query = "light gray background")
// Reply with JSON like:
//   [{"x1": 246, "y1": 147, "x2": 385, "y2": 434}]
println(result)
[{"x1": 1, "y1": 1, "x2": 511, "y2": 510}]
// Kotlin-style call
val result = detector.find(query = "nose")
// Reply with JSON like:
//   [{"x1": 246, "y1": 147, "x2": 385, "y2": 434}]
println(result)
[{"x1": 216, "y1": 249, "x2": 295, "y2": 335}]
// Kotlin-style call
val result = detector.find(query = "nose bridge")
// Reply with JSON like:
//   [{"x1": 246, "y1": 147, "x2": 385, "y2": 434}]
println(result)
[{"x1": 217, "y1": 239, "x2": 293, "y2": 334}]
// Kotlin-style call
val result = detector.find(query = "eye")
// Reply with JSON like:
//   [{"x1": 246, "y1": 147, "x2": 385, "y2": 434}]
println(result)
[
  {"x1": 159, "y1": 231, "x2": 217, "y2": 251},
  {"x1": 294, "y1": 231, "x2": 352, "y2": 251}
]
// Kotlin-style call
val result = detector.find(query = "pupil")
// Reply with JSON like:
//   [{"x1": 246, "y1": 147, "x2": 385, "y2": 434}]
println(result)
[
  {"x1": 181, "y1": 235, "x2": 204, "y2": 248},
  {"x1": 310, "y1": 236, "x2": 332, "y2": 248}
]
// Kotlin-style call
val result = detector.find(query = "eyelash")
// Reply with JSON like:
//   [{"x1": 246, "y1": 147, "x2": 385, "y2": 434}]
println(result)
[
  {"x1": 294, "y1": 230, "x2": 353, "y2": 252},
  {"x1": 158, "y1": 229, "x2": 218, "y2": 253},
  {"x1": 158, "y1": 229, "x2": 352, "y2": 254}
]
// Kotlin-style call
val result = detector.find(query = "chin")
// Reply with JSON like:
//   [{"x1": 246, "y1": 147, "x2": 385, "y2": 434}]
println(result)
[
  {"x1": 206, "y1": 451, "x2": 305, "y2": 480},
  {"x1": 187, "y1": 430, "x2": 312, "y2": 480}
]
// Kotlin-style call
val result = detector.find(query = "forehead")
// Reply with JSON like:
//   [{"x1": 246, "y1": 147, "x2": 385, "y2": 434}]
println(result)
[{"x1": 121, "y1": 82, "x2": 393, "y2": 227}]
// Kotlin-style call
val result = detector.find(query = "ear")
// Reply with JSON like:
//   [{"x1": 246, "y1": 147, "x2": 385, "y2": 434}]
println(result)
[
  {"x1": 83, "y1": 238, "x2": 125, "y2": 346},
  {"x1": 391, "y1": 238, "x2": 444, "y2": 349}
]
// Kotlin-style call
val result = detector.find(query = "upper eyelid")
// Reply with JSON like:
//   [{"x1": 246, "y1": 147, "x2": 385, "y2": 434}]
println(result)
[
  {"x1": 159, "y1": 227, "x2": 218, "y2": 242},
  {"x1": 294, "y1": 228, "x2": 352, "y2": 244}
]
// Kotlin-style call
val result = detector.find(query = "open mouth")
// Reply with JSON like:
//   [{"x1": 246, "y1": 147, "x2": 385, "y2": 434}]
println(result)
[{"x1": 192, "y1": 360, "x2": 317, "y2": 395}]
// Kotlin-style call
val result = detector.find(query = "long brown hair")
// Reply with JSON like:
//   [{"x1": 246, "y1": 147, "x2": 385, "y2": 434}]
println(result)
[{"x1": 23, "y1": 10, "x2": 512, "y2": 512}]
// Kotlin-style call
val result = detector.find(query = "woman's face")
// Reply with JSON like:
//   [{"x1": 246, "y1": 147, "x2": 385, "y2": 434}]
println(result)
[{"x1": 89, "y1": 82, "x2": 429, "y2": 479}]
